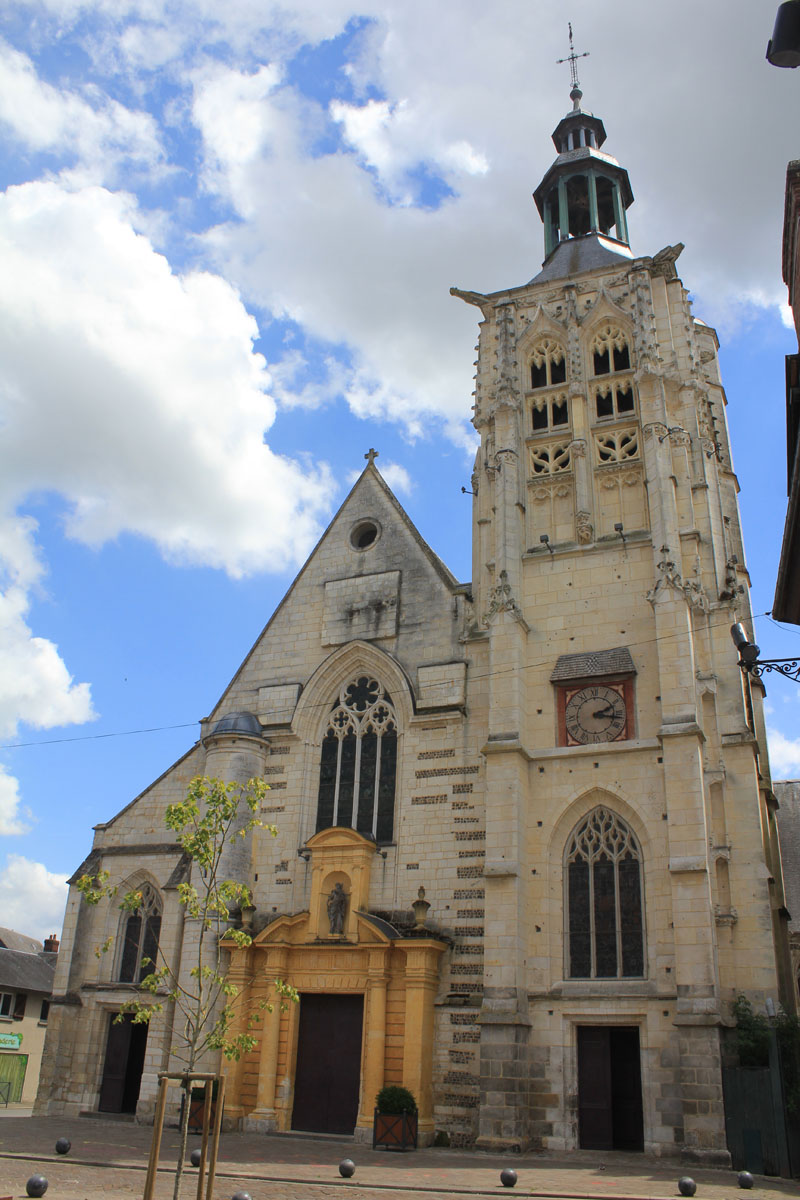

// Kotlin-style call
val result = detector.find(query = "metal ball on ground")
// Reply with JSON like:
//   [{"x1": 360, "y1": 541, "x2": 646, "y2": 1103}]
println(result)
[
  {"x1": 54, "y1": 1137, "x2": 71, "y2": 1155},
  {"x1": 678, "y1": 1178, "x2": 697, "y2": 1197},
  {"x1": 738, "y1": 1172, "x2": 755, "y2": 1190},
  {"x1": 500, "y1": 1167, "x2": 518, "y2": 1187},
  {"x1": 231, "y1": 1193, "x2": 252, "y2": 1200},
  {"x1": 26, "y1": 1177, "x2": 49, "y2": 1198},
  {"x1": 339, "y1": 1158, "x2": 356, "y2": 1178},
  {"x1": 190, "y1": 1148, "x2": 202, "y2": 1167}
]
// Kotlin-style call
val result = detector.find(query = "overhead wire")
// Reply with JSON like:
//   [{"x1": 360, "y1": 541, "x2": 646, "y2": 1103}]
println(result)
[{"x1": 0, "y1": 606, "x2": 781, "y2": 753}]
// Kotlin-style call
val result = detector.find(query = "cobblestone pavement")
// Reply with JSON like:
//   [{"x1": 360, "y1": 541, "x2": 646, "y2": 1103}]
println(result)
[{"x1": 1, "y1": 1116, "x2": 798, "y2": 1200}]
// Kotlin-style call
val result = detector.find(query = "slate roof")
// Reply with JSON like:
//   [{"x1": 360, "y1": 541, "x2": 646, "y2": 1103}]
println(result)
[
  {"x1": 0, "y1": 947, "x2": 56, "y2": 995},
  {"x1": 550, "y1": 646, "x2": 636, "y2": 682},
  {"x1": 0, "y1": 927, "x2": 40, "y2": 954},
  {"x1": 530, "y1": 233, "x2": 633, "y2": 284}
]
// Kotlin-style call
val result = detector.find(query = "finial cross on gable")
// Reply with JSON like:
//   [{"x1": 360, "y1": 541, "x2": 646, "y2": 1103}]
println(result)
[
  {"x1": 556, "y1": 22, "x2": 589, "y2": 92},
  {"x1": 365, "y1": 448, "x2": 379, "y2": 466}
]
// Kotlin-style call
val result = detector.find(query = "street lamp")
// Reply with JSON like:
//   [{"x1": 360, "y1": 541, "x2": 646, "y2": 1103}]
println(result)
[
  {"x1": 767, "y1": 1, "x2": 800, "y2": 67},
  {"x1": 730, "y1": 622, "x2": 800, "y2": 681}
]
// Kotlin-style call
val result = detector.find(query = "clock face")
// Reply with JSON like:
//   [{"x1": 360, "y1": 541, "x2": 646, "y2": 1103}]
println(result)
[{"x1": 564, "y1": 684, "x2": 627, "y2": 745}]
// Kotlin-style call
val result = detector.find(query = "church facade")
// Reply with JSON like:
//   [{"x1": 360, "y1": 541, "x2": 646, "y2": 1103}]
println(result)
[{"x1": 36, "y1": 85, "x2": 793, "y2": 1161}]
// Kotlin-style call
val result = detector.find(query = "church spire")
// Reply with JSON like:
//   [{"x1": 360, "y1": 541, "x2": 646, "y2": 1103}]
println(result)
[{"x1": 532, "y1": 28, "x2": 634, "y2": 271}]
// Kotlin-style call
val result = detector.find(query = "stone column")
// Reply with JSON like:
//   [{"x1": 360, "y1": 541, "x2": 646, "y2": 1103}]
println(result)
[
  {"x1": 243, "y1": 946, "x2": 288, "y2": 1132},
  {"x1": 220, "y1": 944, "x2": 253, "y2": 1125},
  {"x1": 401, "y1": 941, "x2": 445, "y2": 1145},
  {"x1": 356, "y1": 955, "x2": 388, "y2": 1138}
]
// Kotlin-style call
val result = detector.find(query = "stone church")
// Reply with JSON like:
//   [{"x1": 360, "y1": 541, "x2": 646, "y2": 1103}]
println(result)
[{"x1": 36, "y1": 81, "x2": 794, "y2": 1161}]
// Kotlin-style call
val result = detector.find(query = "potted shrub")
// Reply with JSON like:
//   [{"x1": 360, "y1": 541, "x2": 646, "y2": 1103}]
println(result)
[{"x1": 373, "y1": 1085, "x2": 418, "y2": 1151}]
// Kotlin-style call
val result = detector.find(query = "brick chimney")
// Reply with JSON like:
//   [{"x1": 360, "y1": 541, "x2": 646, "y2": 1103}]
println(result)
[{"x1": 43, "y1": 934, "x2": 59, "y2": 953}]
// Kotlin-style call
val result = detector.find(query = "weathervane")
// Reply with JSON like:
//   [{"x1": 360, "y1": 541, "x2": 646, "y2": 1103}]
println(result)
[{"x1": 556, "y1": 23, "x2": 589, "y2": 104}]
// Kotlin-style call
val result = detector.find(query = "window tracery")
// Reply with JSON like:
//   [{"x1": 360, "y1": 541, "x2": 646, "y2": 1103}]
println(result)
[
  {"x1": 529, "y1": 338, "x2": 567, "y2": 390},
  {"x1": 530, "y1": 440, "x2": 572, "y2": 476},
  {"x1": 316, "y1": 676, "x2": 397, "y2": 843},
  {"x1": 590, "y1": 325, "x2": 636, "y2": 421},
  {"x1": 595, "y1": 428, "x2": 639, "y2": 464},
  {"x1": 565, "y1": 807, "x2": 644, "y2": 979},
  {"x1": 118, "y1": 883, "x2": 162, "y2": 984}
]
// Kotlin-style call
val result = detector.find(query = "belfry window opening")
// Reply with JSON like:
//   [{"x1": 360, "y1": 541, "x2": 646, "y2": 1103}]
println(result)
[
  {"x1": 530, "y1": 339, "x2": 567, "y2": 390},
  {"x1": 591, "y1": 326, "x2": 636, "y2": 421},
  {"x1": 316, "y1": 676, "x2": 397, "y2": 843}
]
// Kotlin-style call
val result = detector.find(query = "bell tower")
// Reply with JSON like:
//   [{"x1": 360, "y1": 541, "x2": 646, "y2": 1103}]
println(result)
[{"x1": 452, "y1": 49, "x2": 788, "y2": 1157}]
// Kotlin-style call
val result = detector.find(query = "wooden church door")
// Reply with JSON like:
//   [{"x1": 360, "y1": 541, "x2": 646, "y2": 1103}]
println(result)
[
  {"x1": 98, "y1": 1013, "x2": 148, "y2": 1113},
  {"x1": 291, "y1": 993, "x2": 364, "y2": 1134},
  {"x1": 577, "y1": 1025, "x2": 644, "y2": 1151}
]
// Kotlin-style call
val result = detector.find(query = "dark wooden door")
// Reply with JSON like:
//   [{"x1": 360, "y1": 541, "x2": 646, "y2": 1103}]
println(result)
[
  {"x1": 610, "y1": 1027, "x2": 644, "y2": 1150},
  {"x1": 98, "y1": 1014, "x2": 148, "y2": 1113},
  {"x1": 578, "y1": 1026, "x2": 614, "y2": 1149},
  {"x1": 291, "y1": 993, "x2": 364, "y2": 1134},
  {"x1": 577, "y1": 1026, "x2": 643, "y2": 1151}
]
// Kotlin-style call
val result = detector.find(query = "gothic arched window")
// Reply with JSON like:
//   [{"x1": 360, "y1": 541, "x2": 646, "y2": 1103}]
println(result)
[
  {"x1": 316, "y1": 676, "x2": 397, "y2": 843},
  {"x1": 566, "y1": 807, "x2": 644, "y2": 979},
  {"x1": 590, "y1": 325, "x2": 635, "y2": 420},
  {"x1": 118, "y1": 883, "x2": 162, "y2": 983},
  {"x1": 530, "y1": 338, "x2": 567, "y2": 391}
]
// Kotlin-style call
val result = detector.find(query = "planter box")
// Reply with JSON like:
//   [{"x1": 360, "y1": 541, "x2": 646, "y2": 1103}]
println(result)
[
  {"x1": 181, "y1": 1084, "x2": 221, "y2": 1134},
  {"x1": 372, "y1": 1109, "x2": 418, "y2": 1151}
]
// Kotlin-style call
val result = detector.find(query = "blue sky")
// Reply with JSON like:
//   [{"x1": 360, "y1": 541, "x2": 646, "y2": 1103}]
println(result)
[{"x1": 1, "y1": 0, "x2": 799, "y2": 938}]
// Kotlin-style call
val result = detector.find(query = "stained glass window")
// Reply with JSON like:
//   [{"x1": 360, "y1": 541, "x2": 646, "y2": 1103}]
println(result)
[
  {"x1": 565, "y1": 807, "x2": 644, "y2": 979},
  {"x1": 118, "y1": 883, "x2": 162, "y2": 983},
  {"x1": 316, "y1": 676, "x2": 397, "y2": 843}
]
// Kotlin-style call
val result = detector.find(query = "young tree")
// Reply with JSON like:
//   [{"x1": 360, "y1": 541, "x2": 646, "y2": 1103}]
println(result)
[{"x1": 78, "y1": 775, "x2": 296, "y2": 1200}]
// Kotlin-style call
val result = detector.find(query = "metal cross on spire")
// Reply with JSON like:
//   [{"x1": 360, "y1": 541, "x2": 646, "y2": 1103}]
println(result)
[{"x1": 556, "y1": 22, "x2": 589, "y2": 99}]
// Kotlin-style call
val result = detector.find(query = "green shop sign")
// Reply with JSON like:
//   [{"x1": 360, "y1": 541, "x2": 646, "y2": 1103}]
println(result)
[{"x1": 0, "y1": 1032, "x2": 22, "y2": 1050}]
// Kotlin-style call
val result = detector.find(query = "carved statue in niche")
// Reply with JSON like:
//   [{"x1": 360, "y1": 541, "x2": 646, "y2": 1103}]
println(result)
[
  {"x1": 576, "y1": 510, "x2": 593, "y2": 544},
  {"x1": 327, "y1": 882, "x2": 347, "y2": 934}
]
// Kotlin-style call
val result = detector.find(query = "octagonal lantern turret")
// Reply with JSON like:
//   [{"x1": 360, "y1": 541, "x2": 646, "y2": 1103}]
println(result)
[{"x1": 533, "y1": 85, "x2": 634, "y2": 262}]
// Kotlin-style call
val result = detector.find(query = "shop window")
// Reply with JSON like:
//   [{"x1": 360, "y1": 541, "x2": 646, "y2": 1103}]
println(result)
[
  {"x1": 566, "y1": 807, "x2": 644, "y2": 979},
  {"x1": 316, "y1": 676, "x2": 397, "y2": 843}
]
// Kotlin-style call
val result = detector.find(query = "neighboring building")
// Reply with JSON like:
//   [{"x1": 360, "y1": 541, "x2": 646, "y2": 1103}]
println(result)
[
  {"x1": 36, "y1": 84, "x2": 793, "y2": 1163},
  {"x1": 773, "y1": 160, "x2": 800, "y2": 622},
  {"x1": 774, "y1": 780, "x2": 800, "y2": 1006},
  {"x1": 0, "y1": 928, "x2": 58, "y2": 1104}
]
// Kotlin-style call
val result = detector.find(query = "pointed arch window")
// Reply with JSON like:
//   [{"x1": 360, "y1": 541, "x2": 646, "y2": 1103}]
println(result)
[
  {"x1": 118, "y1": 883, "x2": 162, "y2": 983},
  {"x1": 566, "y1": 807, "x2": 644, "y2": 979},
  {"x1": 316, "y1": 676, "x2": 397, "y2": 843},
  {"x1": 590, "y1": 325, "x2": 636, "y2": 421}
]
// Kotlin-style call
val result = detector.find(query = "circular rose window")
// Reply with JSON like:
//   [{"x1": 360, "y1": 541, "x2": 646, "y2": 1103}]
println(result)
[{"x1": 350, "y1": 520, "x2": 380, "y2": 550}]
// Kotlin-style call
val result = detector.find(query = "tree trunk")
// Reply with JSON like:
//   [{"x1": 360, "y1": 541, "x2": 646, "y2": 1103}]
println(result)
[{"x1": 172, "y1": 1077, "x2": 191, "y2": 1200}]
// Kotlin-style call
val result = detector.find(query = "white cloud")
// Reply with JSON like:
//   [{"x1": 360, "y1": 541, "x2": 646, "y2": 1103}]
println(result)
[
  {"x1": 0, "y1": 854, "x2": 68, "y2": 942},
  {"x1": 767, "y1": 727, "x2": 800, "y2": 778},
  {"x1": 0, "y1": 767, "x2": 29, "y2": 836},
  {"x1": 0, "y1": 38, "x2": 163, "y2": 184},
  {"x1": 0, "y1": 179, "x2": 335, "y2": 577},
  {"x1": 0, "y1": 575, "x2": 94, "y2": 739},
  {"x1": 191, "y1": 62, "x2": 283, "y2": 206}
]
